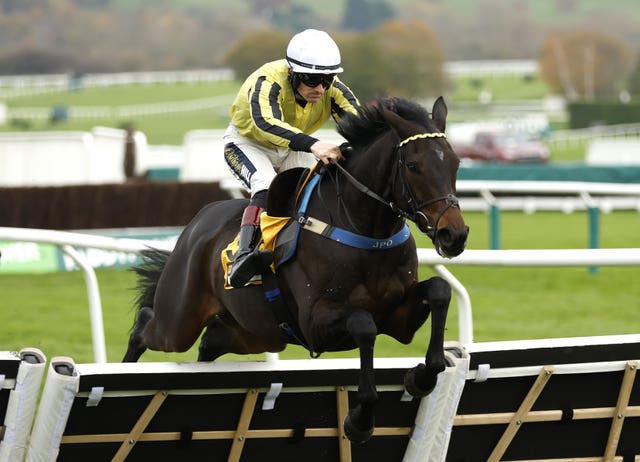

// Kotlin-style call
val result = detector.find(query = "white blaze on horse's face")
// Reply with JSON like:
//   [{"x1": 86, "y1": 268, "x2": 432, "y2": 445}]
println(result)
[{"x1": 436, "y1": 148, "x2": 444, "y2": 162}]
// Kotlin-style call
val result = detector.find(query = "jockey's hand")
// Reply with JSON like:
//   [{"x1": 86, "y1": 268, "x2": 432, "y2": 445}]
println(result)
[{"x1": 310, "y1": 141, "x2": 344, "y2": 165}]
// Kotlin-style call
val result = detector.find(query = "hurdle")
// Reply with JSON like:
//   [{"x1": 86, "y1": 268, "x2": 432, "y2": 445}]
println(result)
[
  {"x1": 448, "y1": 334, "x2": 640, "y2": 461},
  {"x1": 24, "y1": 347, "x2": 469, "y2": 462},
  {"x1": 0, "y1": 348, "x2": 47, "y2": 462}
]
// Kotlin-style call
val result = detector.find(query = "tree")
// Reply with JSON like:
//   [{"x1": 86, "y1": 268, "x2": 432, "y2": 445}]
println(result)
[
  {"x1": 220, "y1": 21, "x2": 444, "y2": 103},
  {"x1": 627, "y1": 51, "x2": 640, "y2": 98},
  {"x1": 222, "y1": 29, "x2": 290, "y2": 81},
  {"x1": 0, "y1": 48, "x2": 79, "y2": 74},
  {"x1": 341, "y1": 0, "x2": 395, "y2": 31},
  {"x1": 339, "y1": 32, "x2": 391, "y2": 102},
  {"x1": 340, "y1": 20, "x2": 445, "y2": 102},
  {"x1": 539, "y1": 29, "x2": 633, "y2": 101},
  {"x1": 270, "y1": 4, "x2": 323, "y2": 32}
]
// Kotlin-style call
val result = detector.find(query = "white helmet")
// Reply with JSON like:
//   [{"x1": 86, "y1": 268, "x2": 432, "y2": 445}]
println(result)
[{"x1": 286, "y1": 29, "x2": 343, "y2": 74}]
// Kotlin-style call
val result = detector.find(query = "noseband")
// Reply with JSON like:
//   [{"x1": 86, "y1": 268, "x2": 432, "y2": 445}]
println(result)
[{"x1": 332, "y1": 132, "x2": 460, "y2": 241}]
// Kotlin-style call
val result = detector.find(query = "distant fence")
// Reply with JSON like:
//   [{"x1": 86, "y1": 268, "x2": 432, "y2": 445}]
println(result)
[
  {"x1": 1, "y1": 61, "x2": 536, "y2": 91},
  {"x1": 0, "y1": 69, "x2": 235, "y2": 98},
  {"x1": 547, "y1": 122, "x2": 640, "y2": 148},
  {"x1": 456, "y1": 180, "x2": 640, "y2": 249},
  {"x1": 7, "y1": 95, "x2": 234, "y2": 121},
  {"x1": 443, "y1": 60, "x2": 538, "y2": 77}
]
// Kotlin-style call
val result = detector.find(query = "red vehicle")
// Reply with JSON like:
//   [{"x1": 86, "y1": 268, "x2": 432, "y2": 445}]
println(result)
[{"x1": 452, "y1": 130, "x2": 550, "y2": 163}]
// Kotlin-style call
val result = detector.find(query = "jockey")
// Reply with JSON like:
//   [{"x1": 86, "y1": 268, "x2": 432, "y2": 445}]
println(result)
[{"x1": 224, "y1": 29, "x2": 360, "y2": 288}]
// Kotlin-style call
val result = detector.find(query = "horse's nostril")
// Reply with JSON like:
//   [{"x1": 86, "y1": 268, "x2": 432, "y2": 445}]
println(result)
[
  {"x1": 436, "y1": 226, "x2": 469, "y2": 254},
  {"x1": 436, "y1": 228, "x2": 454, "y2": 247}
]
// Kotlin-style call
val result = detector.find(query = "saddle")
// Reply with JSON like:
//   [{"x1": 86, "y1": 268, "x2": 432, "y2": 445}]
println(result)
[{"x1": 221, "y1": 165, "x2": 319, "y2": 289}]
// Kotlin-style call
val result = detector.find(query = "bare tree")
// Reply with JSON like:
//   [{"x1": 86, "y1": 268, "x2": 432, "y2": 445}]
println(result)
[{"x1": 539, "y1": 29, "x2": 633, "y2": 101}]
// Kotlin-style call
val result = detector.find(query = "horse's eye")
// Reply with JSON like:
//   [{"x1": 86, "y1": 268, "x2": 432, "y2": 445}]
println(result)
[{"x1": 406, "y1": 161, "x2": 419, "y2": 173}]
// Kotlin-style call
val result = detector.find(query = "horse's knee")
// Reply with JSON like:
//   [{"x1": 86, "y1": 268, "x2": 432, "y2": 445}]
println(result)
[{"x1": 421, "y1": 277, "x2": 451, "y2": 306}]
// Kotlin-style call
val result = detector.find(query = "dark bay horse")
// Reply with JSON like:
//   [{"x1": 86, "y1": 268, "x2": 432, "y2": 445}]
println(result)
[{"x1": 124, "y1": 96, "x2": 468, "y2": 443}]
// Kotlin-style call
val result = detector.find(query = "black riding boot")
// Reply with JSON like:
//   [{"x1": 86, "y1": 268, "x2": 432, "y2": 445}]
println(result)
[{"x1": 228, "y1": 205, "x2": 272, "y2": 288}]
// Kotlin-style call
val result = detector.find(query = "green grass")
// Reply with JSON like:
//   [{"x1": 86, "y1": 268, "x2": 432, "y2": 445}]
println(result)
[
  {"x1": 1, "y1": 211, "x2": 638, "y2": 364},
  {"x1": 448, "y1": 74, "x2": 550, "y2": 102},
  {"x1": 6, "y1": 81, "x2": 240, "y2": 107},
  {"x1": 546, "y1": 140, "x2": 590, "y2": 163},
  {"x1": 4, "y1": 81, "x2": 238, "y2": 144}
]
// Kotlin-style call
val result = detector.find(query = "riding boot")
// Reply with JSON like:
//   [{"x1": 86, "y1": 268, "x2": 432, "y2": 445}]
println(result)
[{"x1": 228, "y1": 205, "x2": 273, "y2": 288}]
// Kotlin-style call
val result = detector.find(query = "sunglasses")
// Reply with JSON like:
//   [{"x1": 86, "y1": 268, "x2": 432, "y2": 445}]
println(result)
[{"x1": 297, "y1": 73, "x2": 336, "y2": 89}]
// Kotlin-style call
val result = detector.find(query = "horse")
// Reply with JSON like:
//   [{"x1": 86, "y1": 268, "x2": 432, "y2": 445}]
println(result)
[{"x1": 123, "y1": 96, "x2": 469, "y2": 443}]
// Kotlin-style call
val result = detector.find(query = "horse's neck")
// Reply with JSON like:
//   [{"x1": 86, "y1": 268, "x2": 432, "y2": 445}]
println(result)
[{"x1": 331, "y1": 136, "x2": 404, "y2": 237}]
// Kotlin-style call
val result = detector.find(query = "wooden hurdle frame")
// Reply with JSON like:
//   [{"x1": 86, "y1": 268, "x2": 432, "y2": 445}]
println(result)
[
  {"x1": 24, "y1": 348, "x2": 469, "y2": 461},
  {"x1": 3, "y1": 340, "x2": 639, "y2": 461},
  {"x1": 447, "y1": 334, "x2": 640, "y2": 461}
]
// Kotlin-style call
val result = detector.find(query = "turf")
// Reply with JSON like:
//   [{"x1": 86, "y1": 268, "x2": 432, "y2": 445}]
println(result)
[{"x1": 1, "y1": 210, "x2": 638, "y2": 364}]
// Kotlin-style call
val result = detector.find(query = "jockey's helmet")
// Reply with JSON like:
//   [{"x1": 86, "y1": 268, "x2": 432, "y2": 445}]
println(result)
[{"x1": 285, "y1": 29, "x2": 343, "y2": 74}]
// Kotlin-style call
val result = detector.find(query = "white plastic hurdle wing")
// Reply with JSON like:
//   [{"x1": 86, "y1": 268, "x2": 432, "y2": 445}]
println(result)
[
  {"x1": 403, "y1": 348, "x2": 470, "y2": 462},
  {"x1": 0, "y1": 348, "x2": 47, "y2": 462},
  {"x1": 25, "y1": 345, "x2": 469, "y2": 462}
]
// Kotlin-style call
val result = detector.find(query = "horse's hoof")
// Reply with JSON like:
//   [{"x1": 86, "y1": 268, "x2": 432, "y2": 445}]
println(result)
[
  {"x1": 404, "y1": 363, "x2": 438, "y2": 398},
  {"x1": 343, "y1": 414, "x2": 374, "y2": 444}
]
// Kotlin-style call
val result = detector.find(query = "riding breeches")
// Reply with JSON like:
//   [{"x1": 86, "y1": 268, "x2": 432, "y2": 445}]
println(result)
[{"x1": 223, "y1": 124, "x2": 318, "y2": 196}]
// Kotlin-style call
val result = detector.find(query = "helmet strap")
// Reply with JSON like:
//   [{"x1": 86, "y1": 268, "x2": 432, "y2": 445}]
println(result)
[{"x1": 288, "y1": 71, "x2": 307, "y2": 105}]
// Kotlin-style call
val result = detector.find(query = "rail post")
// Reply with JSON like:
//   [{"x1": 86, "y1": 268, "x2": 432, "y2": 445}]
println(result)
[
  {"x1": 481, "y1": 189, "x2": 501, "y2": 250},
  {"x1": 581, "y1": 191, "x2": 600, "y2": 274}
]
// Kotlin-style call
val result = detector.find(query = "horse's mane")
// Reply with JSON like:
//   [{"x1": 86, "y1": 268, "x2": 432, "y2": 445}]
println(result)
[{"x1": 336, "y1": 97, "x2": 434, "y2": 150}]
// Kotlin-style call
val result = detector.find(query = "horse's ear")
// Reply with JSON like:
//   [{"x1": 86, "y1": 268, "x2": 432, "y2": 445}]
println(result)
[{"x1": 431, "y1": 96, "x2": 448, "y2": 133}]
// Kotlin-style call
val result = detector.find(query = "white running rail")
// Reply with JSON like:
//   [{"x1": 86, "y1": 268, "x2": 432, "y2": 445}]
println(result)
[{"x1": 2, "y1": 226, "x2": 640, "y2": 361}]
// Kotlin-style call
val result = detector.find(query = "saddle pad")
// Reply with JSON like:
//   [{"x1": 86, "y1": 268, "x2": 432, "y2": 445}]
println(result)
[{"x1": 221, "y1": 212, "x2": 291, "y2": 289}]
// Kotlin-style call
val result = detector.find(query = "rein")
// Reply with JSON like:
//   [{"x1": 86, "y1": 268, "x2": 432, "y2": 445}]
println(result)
[{"x1": 332, "y1": 132, "x2": 460, "y2": 239}]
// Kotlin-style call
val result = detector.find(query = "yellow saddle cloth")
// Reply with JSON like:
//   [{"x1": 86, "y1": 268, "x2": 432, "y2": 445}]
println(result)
[{"x1": 221, "y1": 213, "x2": 290, "y2": 289}]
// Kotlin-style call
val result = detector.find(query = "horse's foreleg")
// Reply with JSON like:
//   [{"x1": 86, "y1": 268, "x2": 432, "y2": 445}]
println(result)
[
  {"x1": 122, "y1": 306, "x2": 153, "y2": 362},
  {"x1": 404, "y1": 276, "x2": 451, "y2": 397},
  {"x1": 343, "y1": 309, "x2": 378, "y2": 443}
]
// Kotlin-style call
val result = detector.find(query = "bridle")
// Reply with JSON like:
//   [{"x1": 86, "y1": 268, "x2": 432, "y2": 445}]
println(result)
[{"x1": 332, "y1": 132, "x2": 460, "y2": 240}]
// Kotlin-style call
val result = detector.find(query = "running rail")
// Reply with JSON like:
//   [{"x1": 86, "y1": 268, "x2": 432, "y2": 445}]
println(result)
[
  {"x1": 417, "y1": 247, "x2": 640, "y2": 344},
  {"x1": 2, "y1": 226, "x2": 640, "y2": 361},
  {"x1": 0, "y1": 227, "x2": 172, "y2": 363}
]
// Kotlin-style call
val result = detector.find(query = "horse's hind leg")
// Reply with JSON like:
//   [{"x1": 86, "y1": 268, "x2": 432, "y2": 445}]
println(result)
[
  {"x1": 198, "y1": 316, "x2": 233, "y2": 362},
  {"x1": 404, "y1": 277, "x2": 451, "y2": 397},
  {"x1": 123, "y1": 307, "x2": 153, "y2": 362},
  {"x1": 198, "y1": 314, "x2": 286, "y2": 362}
]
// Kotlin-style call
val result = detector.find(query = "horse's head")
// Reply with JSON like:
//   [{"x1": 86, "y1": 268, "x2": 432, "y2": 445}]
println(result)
[{"x1": 382, "y1": 97, "x2": 469, "y2": 258}]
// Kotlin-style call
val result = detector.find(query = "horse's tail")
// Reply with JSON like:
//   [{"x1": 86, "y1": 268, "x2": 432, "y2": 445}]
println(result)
[{"x1": 131, "y1": 247, "x2": 170, "y2": 313}]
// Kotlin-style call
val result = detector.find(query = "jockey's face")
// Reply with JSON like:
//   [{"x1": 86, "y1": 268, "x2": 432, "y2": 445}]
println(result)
[
  {"x1": 293, "y1": 73, "x2": 335, "y2": 103},
  {"x1": 296, "y1": 80, "x2": 326, "y2": 103}
]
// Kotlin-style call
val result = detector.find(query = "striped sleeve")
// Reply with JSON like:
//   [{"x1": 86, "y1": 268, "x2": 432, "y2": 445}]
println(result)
[
  {"x1": 330, "y1": 79, "x2": 360, "y2": 120},
  {"x1": 249, "y1": 76, "x2": 318, "y2": 151}
]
